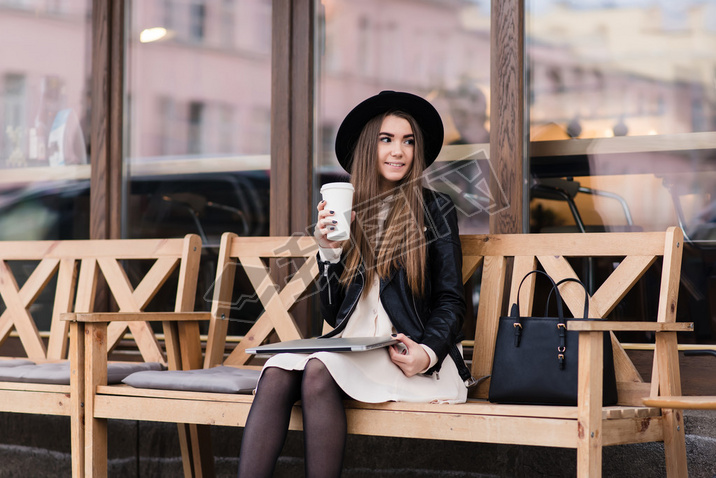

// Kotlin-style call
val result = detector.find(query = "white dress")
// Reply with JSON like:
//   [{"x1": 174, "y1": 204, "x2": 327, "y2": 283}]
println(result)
[{"x1": 261, "y1": 203, "x2": 467, "y2": 404}]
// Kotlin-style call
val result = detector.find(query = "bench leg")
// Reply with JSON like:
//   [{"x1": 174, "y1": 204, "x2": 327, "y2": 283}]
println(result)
[
  {"x1": 662, "y1": 408, "x2": 688, "y2": 477},
  {"x1": 179, "y1": 423, "x2": 215, "y2": 477},
  {"x1": 85, "y1": 416, "x2": 108, "y2": 477},
  {"x1": 655, "y1": 333, "x2": 688, "y2": 477},
  {"x1": 85, "y1": 323, "x2": 108, "y2": 477},
  {"x1": 576, "y1": 442, "x2": 602, "y2": 478},
  {"x1": 577, "y1": 332, "x2": 603, "y2": 477},
  {"x1": 70, "y1": 322, "x2": 85, "y2": 478}
]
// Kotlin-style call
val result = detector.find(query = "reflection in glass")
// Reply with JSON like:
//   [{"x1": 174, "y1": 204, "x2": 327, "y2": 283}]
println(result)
[
  {"x1": 527, "y1": 0, "x2": 716, "y2": 235},
  {"x1": 527, "y1": 0, "x2": 716, "y2": 344},
  {"x1": 125, "y1": 0, "x2": 272, "y2": 247},
  {"x1": 528, "y1": 0, "x2": 716, "y2": 140},
  {"x1": 125, "y1": 0, "x2": 272, "y2": 336},
  {"x1": 0, "y1": 2, "x2": 91, "y2": 240},
  {"x1": 315, "y1": 0, "x2": 492, "y2": 234}
]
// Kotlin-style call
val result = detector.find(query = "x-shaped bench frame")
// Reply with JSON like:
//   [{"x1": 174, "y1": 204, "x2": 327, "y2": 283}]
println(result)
[
  {"x1": 204, "y1": 233, "x2": 319, "y2": 368},
  {"x1": 0, "y1": 257, "x2": 76, "y2": 360}
]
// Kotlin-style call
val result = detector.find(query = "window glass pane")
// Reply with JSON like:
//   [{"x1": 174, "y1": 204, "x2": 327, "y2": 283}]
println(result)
[
  {"x1": 125, "y1": 0, "x2": 271, "y2": 334},
  {"x1": 0, "y1": 1, "x2": 92, "y2": 241},
  {"x1": 315, "y1": 0, "x2": 492, "y2": 235},
  {"x1": 528, "y1": 0, "x2": 716, "y2": 140},
  {"x1": 527, "y1": 0, "x2": 716, "y2": 343},
  {"x1": 125, "y1": 0, "x2": 272, "y2": 248}
]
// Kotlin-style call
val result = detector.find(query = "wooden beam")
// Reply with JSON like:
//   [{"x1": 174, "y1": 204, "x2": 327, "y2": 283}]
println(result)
[
  {"x1": 109, "y1": 0, "x2": 125, "y2": 240},
  {"x1": 90, "y1": 0, "x2": 110, "y2": 240},
  {"x1": 490, "y1": 0, "x2": 525, "y2": 234},
  {"x1": 270, "y1": 0, "x2": 315, "y2": 237},
  {"x1": 90, "y1": 0, "x2": 124, "y2": 241},
  {"x1": 289, "y1": 0, "x2": 315, "y2": 336},
  {"x1": 291, "y1": 0, "x2": 314, "y2": 236},
  {"x1": 268, "y1": 1, "x2": 315, "y2": 335},
  {"x1": 270, "y1": 1, "x2": 292, "y2": 236}
]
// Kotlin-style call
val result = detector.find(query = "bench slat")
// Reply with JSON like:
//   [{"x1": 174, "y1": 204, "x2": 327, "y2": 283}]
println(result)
[
  {"x1": 0, "y1": 389, "x2": 71, "y2": 415},
  {"x1": 63, "y1": 312, "x2": 212, "y2": 323},
  {"x1": 566, "y1": 322, "x2": 693, "y2": 332},
  {"x1": 0, "y1": 239, "x2": 190, "y2": 260},
  {"x1": 95, "y1": 384, "x2": 661, "y2": 421},
  {"x1": 0, "y1": 381, "x2": 70, "y2": 393},
  {"x1": 602, "y1": 416, "x2": 665, "y2": 446},
  {"x1": 461, "y1": 232, "x2": 672, "y2": 256}
]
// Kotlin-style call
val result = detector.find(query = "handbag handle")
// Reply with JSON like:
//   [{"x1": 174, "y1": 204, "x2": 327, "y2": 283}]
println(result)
[
  {"x1": 510, "y1": 271, "x2": 588, "y2": 370},
  {"x1": 544, "y1": 277, "x2": 589, "y2": 320},
  {"x1": 512, "y1": 270, "x2": 566, "y2": 321}
]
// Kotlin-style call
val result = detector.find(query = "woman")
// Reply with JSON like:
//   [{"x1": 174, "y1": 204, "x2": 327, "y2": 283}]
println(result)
[{"x1": 238, "y1": 91, "x2": 471, "y2": 478}]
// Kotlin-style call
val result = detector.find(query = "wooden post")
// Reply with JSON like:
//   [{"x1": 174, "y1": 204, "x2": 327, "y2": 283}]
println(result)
[
  {"x1": 109, "y1": 0, "x2": 125, "y2": 240},
  {"x1": 655, "y1": 228, "x2": 688, "y2": 477},
  {"x1": 69, "y1": 320, "x2": 85, "y2": 478},
  {"x1": 576, "y1": 331, "x2": 604, "y2": 477},
  {"x1": 271, "y1": 0, "x2": 314, "y2": 336},
  {"x1": 656, "y1": 332, "x2": 688, "y2": 477},
  {"x1": 90, "y1": 0, "x2": 124, "y2": 241},
  {"x1": 490, "y1": 0, "x2": 526, "y2": 234},
  {"x1": 84, "y1": 322, "x2": 108, "y2": 478},
  {"x1": 271, "y1": 2, "x2": 293, "y2": 237},
  {"x1": 290, "y1": 0, "x2": 314, "y2": 236},
  {"x1": 271, "y1": 0, "x2": 314, "y2": 237}
]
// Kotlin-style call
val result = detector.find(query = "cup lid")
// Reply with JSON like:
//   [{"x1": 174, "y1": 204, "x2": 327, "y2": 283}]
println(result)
[{"x1": 320, "y1": 182, "x2": 354, "y2": 192}]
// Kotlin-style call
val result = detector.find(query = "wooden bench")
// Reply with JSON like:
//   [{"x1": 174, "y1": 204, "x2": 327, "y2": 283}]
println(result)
[
  {"x1": 67, "y1": 228, "x2": 693, "y2": 477},
  {"x1": 0, "y1": 235, "x2": 202, "y2": 477}
]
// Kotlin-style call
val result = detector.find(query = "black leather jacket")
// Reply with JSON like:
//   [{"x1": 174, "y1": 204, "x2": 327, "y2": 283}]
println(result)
[{"x1": 317, "y1": 188, "x2": 472, "y2": 382}]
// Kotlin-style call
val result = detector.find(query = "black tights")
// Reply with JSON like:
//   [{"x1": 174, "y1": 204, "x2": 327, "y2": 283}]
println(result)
[{"x1": 238, "y1": 359, "x2": 347, "y2": 478}]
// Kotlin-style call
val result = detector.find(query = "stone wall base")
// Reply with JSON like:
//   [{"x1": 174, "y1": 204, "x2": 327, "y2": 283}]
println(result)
[{"x1": 0, "y1": 411, "x2": 714, "y2": 477}]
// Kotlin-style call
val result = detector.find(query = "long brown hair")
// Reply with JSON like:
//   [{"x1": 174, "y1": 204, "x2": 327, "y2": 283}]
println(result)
[{"x1": 341, "y1": 111, "x2": 427, "y2": 295}]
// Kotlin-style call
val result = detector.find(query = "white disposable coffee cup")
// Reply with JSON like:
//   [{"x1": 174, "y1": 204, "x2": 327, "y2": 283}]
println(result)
[{"x1": 320, "y1": 182, "x2": 354, "y2": 242}]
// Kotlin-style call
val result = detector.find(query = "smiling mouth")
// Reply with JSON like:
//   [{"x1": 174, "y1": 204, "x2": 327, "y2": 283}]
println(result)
[{"x1": 385, "y1": 162, "x2": 404, "y2": 168}]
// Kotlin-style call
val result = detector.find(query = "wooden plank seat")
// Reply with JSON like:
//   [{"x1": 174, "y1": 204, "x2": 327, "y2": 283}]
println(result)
[
  {"x1": 67, "y1": 228, "x2": 692, "y2": 477},
  {"x1": 0, "y1": 235, "x2": 202, "y2": 477}
]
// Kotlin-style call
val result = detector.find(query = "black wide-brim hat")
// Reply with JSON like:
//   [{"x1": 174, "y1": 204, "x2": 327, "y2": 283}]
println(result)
[{"x1": 334, "y1": 90, "x2": 444, "y2": 173}]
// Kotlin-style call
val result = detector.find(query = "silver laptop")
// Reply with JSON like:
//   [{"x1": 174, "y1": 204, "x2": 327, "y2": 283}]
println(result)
[{"x1": 246, "y1": 336, "x2": 398, "y2": 354}]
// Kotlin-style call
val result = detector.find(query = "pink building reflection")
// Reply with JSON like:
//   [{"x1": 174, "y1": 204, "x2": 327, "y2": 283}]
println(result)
[{"x1": 0, "y1": 0, "x2": 714, "y2": 237}]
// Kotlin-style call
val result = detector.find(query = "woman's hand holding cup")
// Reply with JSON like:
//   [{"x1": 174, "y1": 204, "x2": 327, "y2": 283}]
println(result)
[{"x1": 315, "y1": 200, "x2": 354, "y2": 248}]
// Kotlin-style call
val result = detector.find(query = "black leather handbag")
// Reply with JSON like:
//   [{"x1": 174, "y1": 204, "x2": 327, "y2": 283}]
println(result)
[{"x1": 488, "y1": 270, "x2": 618, "y2": 406}]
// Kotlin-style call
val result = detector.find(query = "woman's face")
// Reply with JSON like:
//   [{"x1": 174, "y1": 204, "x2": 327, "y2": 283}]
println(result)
[{"x1": 376, "y1": 114, "x2": 415, "y2": 191}]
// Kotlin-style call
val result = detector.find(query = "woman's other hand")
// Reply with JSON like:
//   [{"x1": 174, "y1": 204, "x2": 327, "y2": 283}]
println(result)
[
  {"x1": 388, "y1": 333, "x2": 430, "y2": 377},
  {"x1": 314, "y1": 200, "x2": 354, "y2": 248}
]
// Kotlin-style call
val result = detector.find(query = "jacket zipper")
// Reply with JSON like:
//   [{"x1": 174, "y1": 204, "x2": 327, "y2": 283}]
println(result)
[
  {"x1": 326, "y1": 267, "x2": 364, "y2": 336},
  {"x1": 321, "y1": 260, "x2": 333, "y2": 305}
]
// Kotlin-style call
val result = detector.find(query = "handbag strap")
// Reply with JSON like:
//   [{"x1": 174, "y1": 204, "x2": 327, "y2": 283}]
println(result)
[
  {"x1": 513, "y1": 270, "x2": 565, "y2": 321},
  {"x1": 544, "y1": 277, "x2": 589, "y2": 319},
  {"x1": 545, "y1": 277, "x2": 589, "y2": 369},
  {"x1": 511, "y1": 271, "x2": 586, "y2": 370}
]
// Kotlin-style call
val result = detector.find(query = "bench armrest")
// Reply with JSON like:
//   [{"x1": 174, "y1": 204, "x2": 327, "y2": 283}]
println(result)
[
  {"x1": 61, "y1": 312, "x2": 212, "y2": 323},
  {"x1": 566, "y1": 321, "x2": 693, "y2": 332},
  {"x1": 643, "y1": 396, "x2": 716, "y2": 410}
]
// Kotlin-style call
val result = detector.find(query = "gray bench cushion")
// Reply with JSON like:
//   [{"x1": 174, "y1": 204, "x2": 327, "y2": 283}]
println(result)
[
  {"x1": 0, "y1": 359, "x2": 36, "y2": 367},
  {"x1": 0, "y1": 361, "x2": 165, "y2": 385},
  {"x1": 122, "y1": 365, "x2": 260, "y2": 394}
]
